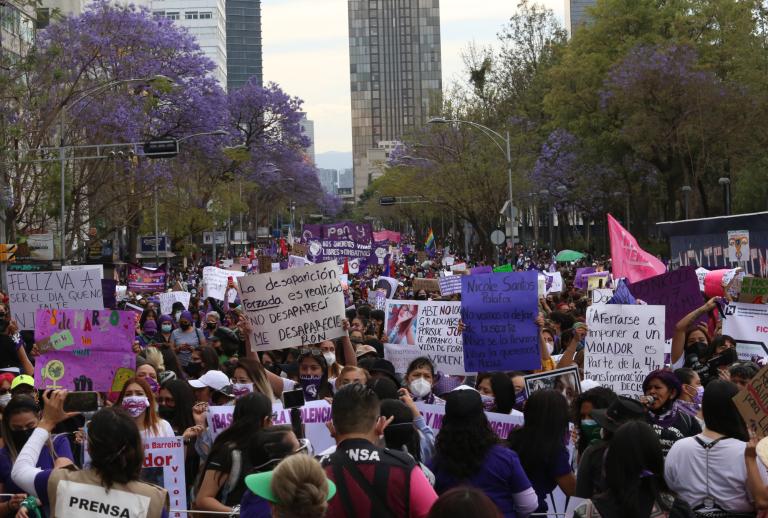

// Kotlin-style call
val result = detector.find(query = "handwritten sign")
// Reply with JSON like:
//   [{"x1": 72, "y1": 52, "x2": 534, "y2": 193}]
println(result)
[
  {"x1": 461, "y1": 272, "x2": 540, "y2": 372},
  {"x1": 591, "y1": 288, "x2": 614, "y2": 305},
  {"x1": 733, "y1": 364, "x2": 768, "y2": 438},
  {"x1": 585, "y1": 304, "x2": 665, "y2": 397},
  {"x1": 202, "y1": 267, "x2": 246, "y2": 301},
  {"x1": 723, "y1": 303, "x2": 768, "y2": 362},
  {"x1": 34, "y1": 309, "x2": 136, "y2": 391},
  {"x1": 141, "y1": 437, "x2": 186, "y2": 518},
  {"x1": 438, "y1": 275, "x2": 462, "y2": 296},
  {"x1": 8, "y1": 270, "x2": 104, "y2": 330},
  {"x1": 158, "y1": 292, "x2": 191, "y2": 316},
  {"x1": 383, "y1": 301, "x2": 463, "y2": 375},
  {"x1": 541, "y1": 271, "x2": 563, "y2": 294},
  {"x1": 238, "y1": 261, "x2": 345, "y2": 351},
  {"x1": 740, "y1": 277, "x2": 768, "y2": 304},
  {"x1": 628, "y1": 267, "x2": 704, "y2": 339},
  {"x1": 412, "y1": 278, "x2": 439, "y2": 293},
  {"x1": 415, "y1": 402, "x2": 524, "y2": 438}
]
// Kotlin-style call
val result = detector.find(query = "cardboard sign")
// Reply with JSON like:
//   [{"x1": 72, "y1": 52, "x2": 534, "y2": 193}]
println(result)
[
  {"x1": 238, "y1": 261, "x2": 345, "y2": 351},
  {"x1": 383, "y1": 300, "x2": 463, "y2": 375},
  {"x1": 8, "y1": 270, "x2": 104, "y2": 330},
  {"x1": 412, "y1": 278, "x2": 439, "y2": 293},
  {"x1": 438, "y1": 276, "x2": 462, "y2": 296},
  {"x1": 34, "y1": 309, "x2": 136, "y2": 391},
  {"x1": 628, "y1": 267, "x2": 704, "y2": 339},
  {"x1": 158, "y1": 291, "x2": 191, "y2": 316},
  {"x1": 202, "y1": 266, "x2": 246, "y2": 301},
  {"x1": 740, "y1": 277, "x2": 768, "y2": 304},
  {"x1": 591, "y1": 288, "x2": 614, "y2": 305},
  {"x1": 461, "y1": 272, "x2": 540, "y2": 372},
  {"x1": 415, "y1": 402, "x2": 524, "y2": 438},
  {"x1": 258, "y1": 256, "x2": 273, "y2": 273},
  {"x1": 292, "y1": 243, "x2": 308, "y2": 257},
  {"x1": 585, "y1": 304, "x2": 665, "y2": 397},
  {"x1": 141, "y1": 437, "x2": 186, "y2": 517},
  {"x1": 723, "y1": 303, "x2": 768, "y2": 362},
  {"x1": 733, "y1": 364, "x2": 768, "y2": 438}
]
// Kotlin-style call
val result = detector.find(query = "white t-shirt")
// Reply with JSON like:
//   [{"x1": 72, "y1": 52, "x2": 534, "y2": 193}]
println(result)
[
  {"x1": 665, "y1": 433, "x2": 753, "y2": 513},
  {"x1": 140, "y1": 419, "x2": 175, "y2": 440}
]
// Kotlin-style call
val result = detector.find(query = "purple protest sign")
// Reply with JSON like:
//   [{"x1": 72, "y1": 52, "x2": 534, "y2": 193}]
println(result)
[
  {"x1": 101, "y1": 279, "x2": 117, "y2": 309},
  {"x1": 34, "y1": 308, "x2": 136, "y2": 391},
  {"x1": 471, "y1": 266, "x2": 493, "y2": 275},
  {"x1": 627, "y1": 266, "x2": 705, "y2": 339},
  {"x1": 127, "y1": 264, "x2": 166, "y2": 292},
  {"x1": 461, "y1": 272, "x2": 540, "y2": 371},
  {"x1": 575, "y1": 267, "x2": 596, "y2": 290},
  {"x1": 303, "y1": 221, "x2": 377, "y2": 272}
]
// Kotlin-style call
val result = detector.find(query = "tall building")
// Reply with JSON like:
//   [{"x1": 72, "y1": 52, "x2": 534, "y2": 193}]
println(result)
[
  {"x1": 316, "y1": 168, "x2": 338, "y2": 195},
  {"x1": 1, "y1": 0, "x2": 35, "y2": 59},
  {"x1": 348, "y1": 0, "x2": 442, "y2": 199},
  {"x1": 299, "y1": 113, "x2": 315, "y2": 164},
  {"x1": 566, "y1": 0, "x2": 596, "y2": 34},
  {"x1": 225, "y1": 0, "x2": 262, "y2": 91}
]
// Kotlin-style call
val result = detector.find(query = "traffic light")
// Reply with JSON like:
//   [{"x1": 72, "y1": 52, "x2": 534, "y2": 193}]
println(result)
[
  {"x1": 379, "y1": 196, "x2": 396, "y2": 206},
  {"x1": 143, "y1": 139, "x2": 179, "y2": 159},
  {"x1": 0, "y1": 244, "x2": 17, "y2": 263}
]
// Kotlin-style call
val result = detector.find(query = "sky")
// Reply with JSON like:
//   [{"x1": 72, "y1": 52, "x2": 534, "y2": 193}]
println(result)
[{"x1": 262, "y1": 0, "x2": 566, "y2": 156}]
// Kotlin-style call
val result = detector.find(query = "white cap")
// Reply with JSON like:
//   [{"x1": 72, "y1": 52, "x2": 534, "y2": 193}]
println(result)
[{"x1": 188, "y1": 370, "x2": 233, "y2": 395}]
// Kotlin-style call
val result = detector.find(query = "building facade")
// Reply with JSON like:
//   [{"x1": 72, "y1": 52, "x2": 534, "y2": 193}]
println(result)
[
  {"x1": 348, "y1": 0, "x2": 442, "y2": 199},
  {"x1": 566, "y1": 0, "x2": 596, "y2": 34},
  {"x1": 317, "y1": 168, "x2": 338, "y2": 195},
  {"x1": 225, "y1": 0, "x2": 262, "y2": 91},
  {"x1": 299, "y1": 113, "x2": 315, "y2": 164},
  {"x1": 1, "y1": 0, "x2": 35, "y2": 60}
]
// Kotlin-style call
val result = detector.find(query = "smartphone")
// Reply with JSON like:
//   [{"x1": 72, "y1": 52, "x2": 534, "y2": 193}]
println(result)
[
  {"x1": 63, "y1": 391, "x2": 99, "y2": 412},
  {"x1": 282, "y1": 388, "x2": 305, "y2": 410}
]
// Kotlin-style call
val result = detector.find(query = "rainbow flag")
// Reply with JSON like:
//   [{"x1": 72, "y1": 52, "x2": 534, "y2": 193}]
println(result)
[{"x1": 425, "y1": 228, "x2": 435, "y2": 252}]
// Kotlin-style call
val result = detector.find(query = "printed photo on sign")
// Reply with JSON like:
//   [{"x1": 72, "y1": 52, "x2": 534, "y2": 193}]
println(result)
[
  {"x1": 728, "y1": 230, "x2": 750, "y2": 263},
  {"x1": 385, "y1": 304, "x2": 419, "y2": 345},
  {"x1": 523, "y1": 366, "x2": 581, "y2": 405},
  {"x1": 723, "y1": 302, "x2": 768, "y2": 362}
]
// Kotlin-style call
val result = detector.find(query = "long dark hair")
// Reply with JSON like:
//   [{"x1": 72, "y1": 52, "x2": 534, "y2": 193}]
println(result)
[
  {"x1": 199, "y1": 392, "x2": 273, "y2": 486},
  {"x1": 570, "y1": 387, "x2": 617, "y2": 455},
  {"x1": 508, "y1": 389, "x2": 570, "y2": 473},
  {"x1": 380, "y1": 399, "x2": 421, "y2": 462},
  {"x1": 601, "y1": 421, "x2": 672, "y2": 518},
  {"x1": 248, "y1": 425, "x2": 297, "y2": 472},
  {"x1": 160, "y1": 379, "x2": 196, "y2": 433},
  {"x1": 702, "y1": 379, "x2": 748, "y2": 441},
  {"x1": 88, "y1": 407, "x2": 144, "y2": 489},
  {"x1": 1, "y1": 396, "x2": 41, "y2": 461},
  {"x1": 476, "y1": 372, "x2": 516, "y2": 414}
]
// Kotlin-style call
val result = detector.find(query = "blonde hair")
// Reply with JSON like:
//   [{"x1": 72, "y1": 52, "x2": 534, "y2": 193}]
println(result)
[
  {"x1": 271, "y1": 455, "x2": 330, "y2": 518},
  {"x1": 144, "y1": 347, "x2": 165, "y2": 372}
]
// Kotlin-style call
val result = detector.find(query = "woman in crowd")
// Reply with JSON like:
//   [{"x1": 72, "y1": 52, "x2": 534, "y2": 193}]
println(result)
[
  {"x1": 137, "y1": 319, "x2": 158, "y2": 348},
  {"x1": 571, "y1": 386, "x2": 617, "y2": 458},
  {"x1": 171, "y1": 310, "x2": 207, "y2": 373},
  {"x1": 116, "y1": 377, "x2": 174, "y2": 439},
  {"x1": 642, "y1": 370, "x2": 701, "y2": 456},
  {"x1": 194, "y1": 393, "x2": 275, "y2": 514},
  {"x1": 673, "y1": 368, "x2": 703, "y2": 421},
  {"x1": 508, "y1": 389, "x2": 576, "y2": 514},
  {"x1": 228, "y1": 359, "x2": 275, "y2": 400},
  {"x1": 665, "y1": 380, "x2": 754, "y2": 515},
  {"x1": 729, "y1": 361, "x2": 760, "y2": 389},
  {"x1": 0, "y1": 396, "x2": 74, "y2": 516},
  {"x1": 428, "y1": 487, "x2": 502, "y2": 518},
  {"x1": 335, "y1": 366, "x2": 369, "y2": 390},
  {"x1": 203, "y1": 311, "x2": 221, "y2": 338},
  {"x1": 295, "y1": 349, "x2": 334, "y2": 401},
  {"x1": 12, "y1": 392, "x2": 169, "y2": 517},
  {"x1": 380, "y1": 398, "x2": 435, "y2": 482},
  {"x1": 574, "y1": 421, "x2": 693, "y2": 518},
  {"x1": 153, "y1": 315, "x2": 183, "y2": 378},
  {"x1": 319, "y1": 340, "x2": 343, "y2": 381},
  {"x1": 430, "y1": 389, "x2": 537, "y2": 518},
  {"x1": 157, "y1": 379, "x2": 199, "y2": 437},
  {"x1": 189, "y1": 345, "x2": 220, "y2": 379},
  {"x1": 670, "y1": 298, "x2": 715, "y2": 371},
  {"x1": 135, "y1": 358, "x2": 161, "y2": 393},
  {"x1": 405, "y1": 357, "x2": 442, "y2": 404},
  {"x1": 476, "y1": 372, "x2": 517, "y2": 414}
]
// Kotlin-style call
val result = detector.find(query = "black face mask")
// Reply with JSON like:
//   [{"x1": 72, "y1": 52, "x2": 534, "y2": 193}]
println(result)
[
  {"x1": 180, "y1": 322, "x2": 192, "y2": 331},
  {"x1": 206, "y1": 322, "x2": 216, "y2": 330},
  {"x1": 265, "y1": 364, "x2": 282, "y2": 376},
  {"x1": 185, "y1": 363, "x2": 203, "y2": 377},
  {"x1": 11, "y1": 429, "x2": 34, "y2": 450},
  {"x1": 158, "y1": 406, "x2": 176, "y2": 421}
]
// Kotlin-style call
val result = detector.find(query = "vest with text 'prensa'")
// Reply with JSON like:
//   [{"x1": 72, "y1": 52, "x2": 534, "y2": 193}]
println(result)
[{"x1": 46, "y1": 465, "x2": 169, "y2": 518}]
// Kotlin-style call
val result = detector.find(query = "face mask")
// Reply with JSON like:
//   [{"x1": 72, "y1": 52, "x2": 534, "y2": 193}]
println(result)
[
  {"x1": 580, "y1": 418, "x2": 602, "y2": 444},
  {"x1": 299, "y1": 375, "x2": 323, "y2": 401},
  {"x1": 323, "y1": 352, "x2": 336, "y2": 367},
  {"x1": 11, "y1": 429, "x2": 34, "y2": 450},
  {"x1": 513, "y1": 391, "x2": 526, "y2": 411},
  {"x1": 180, "y1": 322, "x2": 192, "y2": 331},
  {"x1": 0, "y1": 394, "x2": 11, "y2": 407},
  {"x1": 174, "y1": 311, "x2": 181, "y2": 322},
  {"x1": 161, "y1": 323, "x2": 173, "y2": 333},
  {"x1": 480, "y1": 394, "x2": 495, "y2": 412},
  {"x1": 545, "y1": 341, "x2": 554, "y2": 355},
  {"x1": 693, "y1": 385, "x2": 704, "y2": 405},
  {"x1": 158, "y1": 406, "x2": 175, "y2": 421},
  {"x1": 206, "y1": 322, "x2": 216, "y2": 330},
  {"x1": 185, "y1": 363, "x2": 203, "y2": 378},
  {"x1": 409, "y1": 378, "x2": 432, "y2": 399},
  {"x1": 232, "y1": 383, "x2": 254, "y2": 398},
  {"x1": 145, "y1": 377, "x2": 160, "y2": 394},
  {"x1": 122, "y1": 395, "x2": 150, "y2": 418}
]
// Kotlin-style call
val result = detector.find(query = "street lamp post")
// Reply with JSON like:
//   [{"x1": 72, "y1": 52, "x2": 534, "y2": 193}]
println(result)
[
  {"x1": 681, "y1": 185, "x2": 692, "y2": 220},
  {"x1": 718, "y1": 177, "x2": 731, "y2": 215}
]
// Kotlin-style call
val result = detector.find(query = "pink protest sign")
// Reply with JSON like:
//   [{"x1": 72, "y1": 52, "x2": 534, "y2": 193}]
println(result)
[{"x1": 34, "y1": 309, "x2": 136, "y2": 391}]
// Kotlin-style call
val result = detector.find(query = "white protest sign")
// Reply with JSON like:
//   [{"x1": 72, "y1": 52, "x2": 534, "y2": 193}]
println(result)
[
  {"x1": 542, "y1": 271, "x2": 563, "y2": 294},
  {"x1": 141, "y1": 437, "x2": 186, "y2": 517},
  {"x1": 383, "y1": 300, "x2": 464, "y2": 375},
  {"x1": 158, "y1": 291, "x2": 191, "y2": 316},
  {"x1": 695, "y1": 267, "x2": 709, "y2": 292},
  {"x1": 7, "y1": 270, "x2": 104, "y2": 330},
  {"x1": 591, "y1": 289, "x2": 614, "y2": 305},
  {"x1": 116, "y1": 285, "x2": 128, "y2": 301},
  {"x1": 272, "y1": 262, "x2": 281, "y2": 272},
  {"x1": 450, "y1": 262, "x2": 467, "y2": 273},
  {"x1": 62, "y1": 264, "x2": 104, "y2": 279},
  {"x1": 238, "y1": 261, "x2": 345, "y2": 351},
  {"x1": 415, "y1": 402, "x2": 524, "y2": 438},
  {"x1": 202, "y1": 266, "x2": 246, "y2": 301},
  {"x1": 585, "y1": 304, "x2": 665, "y2": 397},
  {"x1": 439, "y1": 276, "x2": 462, "y2": 296},
  {"x1": 207, "y1": 400, "x2": 334, "y2": 453},
  {"x1": 723, "y1": 302, "x2": 768, "y2": 361},
  {"x1": 288, "y1": 255, "x2": 311, "y2": 269}
]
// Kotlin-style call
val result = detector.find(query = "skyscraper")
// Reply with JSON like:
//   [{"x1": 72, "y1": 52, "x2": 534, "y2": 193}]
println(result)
[
  {"x1": 299, "y1": 113, "x2": 316, "y2": 164},
  {"x1": 348, "y1": 0, "x2": 442, "y2": 199},
  {"x1": 226, "y1": 0, "x2": 262, "y2": 91},
  {"x1": 566, "y1": 0, "x2": 596, "y2": 34}
]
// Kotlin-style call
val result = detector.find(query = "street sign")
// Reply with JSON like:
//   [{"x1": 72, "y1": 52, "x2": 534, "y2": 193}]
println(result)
[
  {"x1": 143, "y1": 139, "x2": 179, "y2": 159},
  {"x1": 379, "y1": 196, "x2": 396, "y2": 206},
  {"x1": 490, "y1": 230, "x2": 506, "y2": 246},
  {"x1": 140, "y1": 236, "x2": 170, "y2": 253},
  {"x1": 203, "y1": 231, "x2": 227, "y2": 245}
]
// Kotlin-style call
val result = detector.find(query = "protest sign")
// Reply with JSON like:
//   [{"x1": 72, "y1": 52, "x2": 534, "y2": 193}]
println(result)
[
  {"x1": 366, "y1": 291, "x2": 386, "y2": 310},
  {"x1": 461, "y1": 272, "x2": 540, "y2": 372},
  {"x1": 493, "y1": 264, "x2": 513, "y2": 273},
  {"x1": 723, "y1": 303, "x2": 768, "y2": 361},
  {"x1": 303, "y1": 222, "x2": 376, "y2": 268},
  {"x1": 208, "y1": 400, "x2": 334, "y2": 452},
  {"x1": 159, "y1": 292, "x2": 191, "y2": 316},
  {"x1": 575, "y1": 267, "x2": 596, "y2": 290},
  {"x1": 438, "y1": 275, "x2": 462, "y2": 296},
  {"x1": 127, "y1": 265, "x2": 166, "y2": 292},
  {"x1": 292, "y1": 243, "x2": 308, "y2": 256},
  {"x1": 415, "y1": 402, "x2": 524, "y2": 438},
  {"x1": 587, "y1": 272, "x2": 610, "y2": 291},
  {"x1": 627, "y1": 267, "x2": 704, "y2": 339},
  {"x1": 740, "y1": 277, "x2": 768, "y2": 304},
  {"x1": 383, "y1": 300, "x2": 463, "y2": 375},
  {"x1": 141, "y1": 437, "x2": 186, "y2": 517},
  {"x1": 728, "y1": 230, "x2": 750, "y2": 263},
  {"x1": 116, "y1": 285, "x2": 127, "y2": 301},
  {"x1": 101, "y1": 279, "x2": 117, "y2": 309},
  {"x1": 733, "y1": 365, "x2": 768, "y2": 438},
  {"x1": 542, "y1": 271, "x2": 563, "y2": 294},
  {"x1": 258, "y1": 256, "x2": 272, "y2": 273},
  {"x1": 374, "y1": 276, "x2": 398, "y2": 299},
  {"x1": 450, "y1": 262, "x2": 468, "y2": 273},
  {"x1": 288, "y1": 255, "x2": 311, "y2": 269},
  {"x1": 63, "y1": 264, "x2": 104, "y2": 279},
  {"x1": 34, "y1": 309, "x2": 136, "y2": 391},
  {"x1": 413, "y1": 278, "x2": 439, "y2": 293},
  {"x1": 585, "y1": 304, "x2": 665, "y2": 397},
  {"x1": 8, "y1": 270, "x2": 104, "y2": 330},
  {"x1": 591, "y1": 288, "x2": 614, "y2": 305},
  {"x1": 202, "y1": 266, "x2": 246, "y2": 302},
  {"x1": 471, "y1": 266, "x2": 493, "y2": 275},
  {"x1": 523, "y1": 366, "x2": 581, "y2": 402},
  {"x1": 238, "y1": 261, "x2": 345, "y2": 351}
]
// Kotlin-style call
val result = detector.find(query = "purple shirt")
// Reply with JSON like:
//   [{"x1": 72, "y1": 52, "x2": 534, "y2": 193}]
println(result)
[
  {"x1": 430, "y1": 445, "x2": 532, "y2": 518},
  {"x1": 240, "y1": 490, "x2": 272, "y2": 518},
  {"x1": 0, "y1": 434, "x2": 72, "y2": 495},
  {"x1": 525, "y1": 445, "x2": 571, "y2": 512}
]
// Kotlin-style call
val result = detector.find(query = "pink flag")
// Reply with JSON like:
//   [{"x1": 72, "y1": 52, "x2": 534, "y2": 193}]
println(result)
[{"x1": 608, "y1": 213, "x2": 666, "y2": 283}]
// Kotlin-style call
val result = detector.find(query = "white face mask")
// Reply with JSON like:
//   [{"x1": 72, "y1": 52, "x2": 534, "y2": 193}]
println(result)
[
  {"x1": 545, "y1": 341, "x2": 554, "y2": 355},
  {"x1": 323, "y1": 352, "x2": 336, "y2": 367},
  {"x1": 409, "y1": 378, "x2": 432, "y2": 398},
  {"x1": 0, "y1": 393, "x2": 11, "y2": 407}
]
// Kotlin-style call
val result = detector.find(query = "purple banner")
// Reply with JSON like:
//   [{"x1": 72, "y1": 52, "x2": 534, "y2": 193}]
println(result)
[
  {"x1": 575, "y1": 267, "x2": 596, "y2": 290},
  {"x1": 128, "y1": 264, "x2": 166, "y2": 293},
  {"x1": 627, "y1": 266, "x2": 705, "y2": 339},
  {"x1": 461, "y1": 272, "x2": 540, "y2": 371},
  {"x1": 302, "y1": 222, "x2": 383, "y2": 273},
  {"x1": 34, "y1": 309, "x2": 137, "y2": 391}
]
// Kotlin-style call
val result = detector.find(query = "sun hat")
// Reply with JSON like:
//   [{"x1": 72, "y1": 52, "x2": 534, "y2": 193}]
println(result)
[{"x1": 245, "y1": 469, "x2": 336, "y2": 503}]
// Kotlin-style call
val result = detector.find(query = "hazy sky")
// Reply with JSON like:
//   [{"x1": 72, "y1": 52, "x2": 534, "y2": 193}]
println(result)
[{"x1": 262, "y1": 0, "x2": 565, "y2": 155}]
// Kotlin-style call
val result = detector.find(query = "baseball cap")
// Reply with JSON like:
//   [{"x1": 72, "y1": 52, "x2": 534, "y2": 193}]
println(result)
[
  {"x1": 188, "y1": 370, "x2": 233, "y2": 396},
  {"x1": 245, "y1": 470, "x2": 336, "y2": 504},
  {"x1": 590, "y1": 396, "x2": 646, "y2": 432},
  {"x1": 355, "y1": 345, "x2": 378, "y2": 359},
  {"x1": 11, "y1": 375, "x2": 34, "y2": 391}
]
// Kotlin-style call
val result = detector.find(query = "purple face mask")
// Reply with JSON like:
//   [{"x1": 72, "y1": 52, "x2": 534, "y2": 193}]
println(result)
[
  {"x1": 122, "y1": 396, "x2": 149, "y2": 418},
  {"x1": 299, "y1": 375, "x2": 322, "y2": 401},
  {"x1": 145, "y1": 377, "x2": 160, "y2": 394}
]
